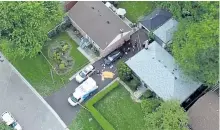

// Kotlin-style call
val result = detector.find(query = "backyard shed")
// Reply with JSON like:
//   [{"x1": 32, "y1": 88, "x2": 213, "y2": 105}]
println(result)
[
  {"x1": 139, "y1": 8, "x2": 172, "y2": 32},
  {"x1": 153, "y1": 18, "x2": 178, "y2": 47}
]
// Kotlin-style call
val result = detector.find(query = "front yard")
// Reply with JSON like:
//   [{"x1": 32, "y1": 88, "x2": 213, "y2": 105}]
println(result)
[
  {"x1": 94, "y1": 85, "x2": 145, "y2": 130},
  {"x1": 69, "y1": 81, "x2": 160, "y2": 130},
  {"x1": 12, "y1": 32, "x2": 89, "y2": 96},
  {"x1": 118, "y1": 1, "x2": 155, "y2": 23}
]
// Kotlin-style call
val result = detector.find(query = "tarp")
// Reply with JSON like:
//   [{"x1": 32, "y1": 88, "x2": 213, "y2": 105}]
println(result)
[{"x1": 102, "y1": 71, "x2": 115, "y2": 80}]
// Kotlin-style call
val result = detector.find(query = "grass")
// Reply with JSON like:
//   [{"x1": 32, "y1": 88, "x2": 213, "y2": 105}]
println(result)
[
  {"x1": 69, "y1": 109, "x2": 102, "y2": 130},
  {"x1": 94, "y1": 85, "x2": 145, "y2": 130},
  {"x1": 118, "y1": 1, "x2": 155, "y2": 23},
  {"x1": 11, "y1": 32, "x2": 89, "y2": 96}
]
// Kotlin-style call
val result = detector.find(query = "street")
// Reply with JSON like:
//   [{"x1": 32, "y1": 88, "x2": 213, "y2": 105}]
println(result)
[{"x1": 0, "y1": 53, "x2": 66, "y2": 130}]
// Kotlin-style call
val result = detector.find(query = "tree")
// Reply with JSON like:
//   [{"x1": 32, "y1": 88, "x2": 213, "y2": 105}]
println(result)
[
  {"x1": 0, "y1": 2, "x2": 64, "y2": 58},
  {"x1": 116, "y1": 60, "x2": 132, "y2": 81},
  {"x1": 155, "y1": 1, "x2": 219, "y2": 21},
  {"x1": 0, "y1": 123, "x2": 12, "y2": 130},
  {"x1": 144, "y1": 100, "x2": 188, "y2": 130},
  {"x1": 172, "y1": 18, "x2": 219, "y2": 86}
]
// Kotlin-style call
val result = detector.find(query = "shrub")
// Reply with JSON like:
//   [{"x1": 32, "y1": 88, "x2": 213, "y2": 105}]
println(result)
[
  {"x1": 117, "y1": 60, "x2": 132, "y2": 81},
  {"x1": 59, "y1": 63, "x2": 65, "y2": 69},
  {"x1": 62, "y1": 44, "x2": 69, "y2": 52},
  {"x1": 129, "y1": 78, "x2": 140, "y2": 90},
  {"x1": 142, "y1": 89, "x2": 153, "y2": 98},
  {"x1": 141, "y1": 99, "x2": 162, "y2": 114},
  {"x1": 85, "y1": 81, "x2": 119, "y2": 130}
]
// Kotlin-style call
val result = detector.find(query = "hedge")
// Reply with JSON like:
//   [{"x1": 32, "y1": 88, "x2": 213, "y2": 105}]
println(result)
[{"x1": 85, "y1": 81, "x2": 119, "y2": 130}]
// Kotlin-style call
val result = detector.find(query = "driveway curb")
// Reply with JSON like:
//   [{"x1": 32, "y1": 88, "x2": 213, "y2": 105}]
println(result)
[{"x1": 8, "y1": 61, "x2": 68, "y2": 130}]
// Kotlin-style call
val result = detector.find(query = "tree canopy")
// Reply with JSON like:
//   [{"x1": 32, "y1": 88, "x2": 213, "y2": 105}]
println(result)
[
  {"x1": 0, "y1": 123, "x2": 12, "y2": 130},
  {"x1": 144, "y1": 100, "x2": 188, "y2": 130},
  {"x1": 0, "y1": 2, "x2": 64, "y2": 58},
  {"x1": 155, "y1": 1, "x2": 219, "y2": 21},
  {"x1": 172, "y1": 15, "x2": 218, "y2": 86}
]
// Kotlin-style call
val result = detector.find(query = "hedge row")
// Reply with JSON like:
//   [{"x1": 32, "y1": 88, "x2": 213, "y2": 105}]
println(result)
[{"x1": 85, "y1": 81, "x2": 120, "y2": 130}]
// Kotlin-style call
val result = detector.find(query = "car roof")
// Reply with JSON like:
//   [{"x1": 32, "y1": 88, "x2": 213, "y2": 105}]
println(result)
[{"x1": 1, "y1": 111, "x2": 15, "y2": 125}]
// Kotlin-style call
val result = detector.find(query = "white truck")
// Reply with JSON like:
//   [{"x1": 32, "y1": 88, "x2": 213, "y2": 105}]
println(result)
[{"x1": 68, "y1": 77, "x2": 98, "y2": 106}]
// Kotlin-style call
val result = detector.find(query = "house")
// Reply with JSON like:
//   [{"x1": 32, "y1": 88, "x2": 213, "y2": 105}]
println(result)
[
  {"x1": 64, "y1": 1, "x2": 77, "y2": 12},
  {"x1": 68, "y1": 1, "x2": 132, "y2": 57},
  {"x1": 188, "y1": 91, "x2": 219, "y2": 130},
  {"x1": 126, "y1": 41, "x2": 201, "y2": 103},
  {"x1": 153, "y1": 18, "x2": 178, "y2": 47},
  {"x1": 139, "y1": 8, "x2": 172, "y2": 32}
]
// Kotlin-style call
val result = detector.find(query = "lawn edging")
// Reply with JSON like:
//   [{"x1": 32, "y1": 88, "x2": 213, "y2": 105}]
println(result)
[{"x1": 85, "y1": 79, "x2": 120, "y2": 130}]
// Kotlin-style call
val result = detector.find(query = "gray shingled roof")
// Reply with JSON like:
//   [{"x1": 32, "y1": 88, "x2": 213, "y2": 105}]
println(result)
[
  {"x1": 139, "y1": 8, "x2": 172, "y2": 31},
  {"x1": 68, "y1": 1, "x2": 131, "y2": 50},
  {"x1": 153, "y1": 18, "x2": 178, "y2": 44},
  {"x1": 126, "y1": 41, "x2": 201, "y2": 103}
]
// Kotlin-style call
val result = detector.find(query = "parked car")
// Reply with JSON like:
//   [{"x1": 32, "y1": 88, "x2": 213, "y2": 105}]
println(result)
[
  {"x1": 1, "y1": 111, "x2": 22, "y2": 130},
  {"x1": 104, "y1": 50, "x2": 123, "y2": 65},
  {"x1": 75, "y1": 64, "x2": 95, "y2": 83}
]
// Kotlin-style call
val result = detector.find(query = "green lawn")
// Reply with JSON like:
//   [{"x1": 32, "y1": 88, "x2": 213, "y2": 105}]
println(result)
[
  {"x1": 94, "y1": 85, "x2": 145, "y2": 130},
  {"x1": 11, "y1": 32, "x2": 89, "y2": 96},
  {"x1": 118, "y1": 1, "x2": 155, "y2": 23},
  {"x1": 69, "y1": 109, "x2": 103, "y2": 130}
]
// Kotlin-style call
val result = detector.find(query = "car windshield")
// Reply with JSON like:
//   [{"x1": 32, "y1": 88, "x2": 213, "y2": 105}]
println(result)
[
  {"x1": 108, "y1": 56, "x2": 113, "y2": 61},
  {"x1": 79, "y1": 71, "x2": 86, "y2": 78},
  {"x1": 9, "y1": 122, "x2": 17, "y2": 128},
  {"x1": 71, "y1": 96, "x2": 78, "y2": 103}
]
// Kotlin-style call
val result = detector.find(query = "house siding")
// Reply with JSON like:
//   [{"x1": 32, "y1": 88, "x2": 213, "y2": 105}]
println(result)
[{"x1": 102, "y1": 31, "x2": 131, "y2": 57}]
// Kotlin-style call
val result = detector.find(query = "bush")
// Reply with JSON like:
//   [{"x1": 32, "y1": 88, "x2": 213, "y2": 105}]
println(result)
[
  {"x1": 85, "y1": 81, "x2": 119, "y2": 130},
  {"x1": 129, "y1": 78, "x2": 141, "y2": 90},
  {"x1": 141, "y1": 99, "x2": 162, "y2": 114},
  {"x1": 117, "y1": 60, "x2": 132, "y2": 81},
  {"x1": 59, "y1": 63, "x2": 65, "y2": 69},
  {"x1": 142, "y1": 90, "x2": 153, "y2": 98},
  {"x1": 62, "y1": 44, "x2": 69, "y2": 52}
]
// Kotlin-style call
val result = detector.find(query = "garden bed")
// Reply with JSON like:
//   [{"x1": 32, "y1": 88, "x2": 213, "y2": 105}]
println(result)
[{"x1": 11, "y1": 32, "x2": 89, "y2": 96}]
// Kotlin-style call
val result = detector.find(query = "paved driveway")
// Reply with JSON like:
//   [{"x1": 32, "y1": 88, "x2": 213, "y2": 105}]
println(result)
[
  {"x1": 0, "y1": 54, "x2": 66, "y2": 130},
  {"x1": 45, "y1": 29, "x2": 148, "y2": 125}
]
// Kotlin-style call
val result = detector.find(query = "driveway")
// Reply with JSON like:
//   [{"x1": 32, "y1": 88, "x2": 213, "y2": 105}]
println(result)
[
  {"x1": 45, "y1": 29, "x2": 148, "y2": 125},
  {"x1": 0, "y1": 53, "x2": 66, "y2": 130}
]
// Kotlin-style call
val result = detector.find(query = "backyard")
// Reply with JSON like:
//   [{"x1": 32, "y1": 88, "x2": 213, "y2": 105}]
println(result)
[
  {"x1": 11, "y1": 32, "x2": 89, "y2": 96},
  {"x1": 118, "y1": 1, "x2": 155, "y2": 23}
]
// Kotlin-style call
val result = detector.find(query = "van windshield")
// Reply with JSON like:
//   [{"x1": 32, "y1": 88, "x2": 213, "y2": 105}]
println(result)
[{"x1": 71, "y1": 96, "x2": 79, "y2": 103}]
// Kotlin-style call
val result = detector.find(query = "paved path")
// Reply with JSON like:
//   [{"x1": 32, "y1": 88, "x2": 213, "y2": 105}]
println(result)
[
  {"x1": 0, "y1": 53, "x2": 67, "y2": 130},
  {"x1": 45, "y1": 29, "x2": 148, "y2": 125}
]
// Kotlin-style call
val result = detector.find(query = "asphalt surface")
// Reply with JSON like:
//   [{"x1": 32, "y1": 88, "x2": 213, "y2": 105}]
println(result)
[
  {"x1": 0, "y1": 54, "x2": 65, "y2": 130},
  {"x1": 45, "y1": 29, "x2": 148, "y2": 125}
]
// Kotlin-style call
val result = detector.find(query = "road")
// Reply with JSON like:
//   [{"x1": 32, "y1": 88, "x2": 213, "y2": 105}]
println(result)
[
  {"x1": 45, "y1": 29, "x2": 148, "y2": 125},
  {"x1": 0, "y1": 53, "x2": 66, "y2": 130}
]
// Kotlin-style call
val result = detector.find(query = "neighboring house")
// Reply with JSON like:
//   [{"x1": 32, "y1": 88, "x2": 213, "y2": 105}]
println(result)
[
  {"x1": 126, "y1": 41, "x2": 201, "y2": 103},
  {"x1": 68, "y1": 1, "x2": 132, "y2": 57},
  {"x1": 139, "y1": 8, "x2": 172, "y2": 32},
  {"x1": 153, "y1": 18, "x2": 178, "y2": 47},
  {"x1": 188, "y1": 91, "x2": 219, "y2": 130},
  {"x1": 64, "y1": 1, "x2": 78, "y2": 12}
]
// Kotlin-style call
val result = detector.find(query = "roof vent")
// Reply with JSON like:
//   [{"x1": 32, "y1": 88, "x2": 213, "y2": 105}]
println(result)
[
  {"x1": 152, "y1": 57, "x2": 154, "y2": 59},
  {"x1": 158, "y1": 60, "x2": 161, "y2": 62},
  {"x1": 91, "y1": 7, "x2": 94, "y2": 9},
  {"x1": 175, "y1": 77, "x2": 177, "y2": 80},
  {"x1": 164, "y1": 65, "x2": 167, "y2": 68},
  {"x1": 172, "y1": 72, "x2": 174, "y2": 74},
  {"x1": 107, "y1": 21, "x2": 110, "y2": 24}
]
